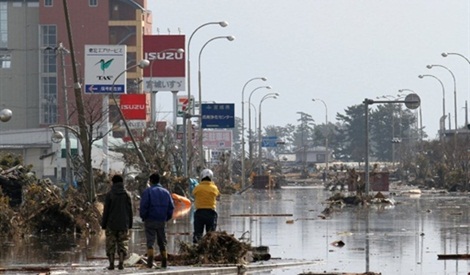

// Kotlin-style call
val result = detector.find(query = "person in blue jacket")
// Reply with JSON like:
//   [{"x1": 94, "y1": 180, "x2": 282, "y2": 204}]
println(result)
[{"x1": 140, "y1": 172, "x2": 174, "y2": 269}]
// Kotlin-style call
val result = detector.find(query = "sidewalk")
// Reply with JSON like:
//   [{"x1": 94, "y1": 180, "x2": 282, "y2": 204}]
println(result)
[{"x1": 4, "y1": 259, "x2": 319, "y2": 275}]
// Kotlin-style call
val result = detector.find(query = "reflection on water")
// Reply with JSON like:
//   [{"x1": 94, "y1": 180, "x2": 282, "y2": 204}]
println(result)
[{"x1": 2, "y1": 188, "x2": 470, "y2": 275}]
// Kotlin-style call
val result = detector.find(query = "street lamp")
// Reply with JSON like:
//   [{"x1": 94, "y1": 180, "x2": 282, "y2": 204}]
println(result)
[
  {"x1": 241, "y1": 77, "x2": 267, "y2": 189},
  {"x1": 418, "y1": 74, "x2": 446, "y2": 132},
  {"x1": 426, "y1": 64, "x2": 457, "y2": 130},
  {"x1": 258, "y1": 93, "x2": 279, "y2": 174},
  {"x1": 105, "y1": 59, "x2": 150, "y2": 174},
  {"x1": 0, "y1": 108, "x2": 12, "y2": 122},
  {"x1": 442, "y1": 52, "x2": 470, "y2": 64},
  {"x1": 398, "y1": 89, "x2": 423, "y2": 140},
  {"x1": 197, "y1": 35, "x2": 235, "y2": 169},
  {"x1": 186, "y1": 21, "x2": 228, "y2": 177},
  {"x1": 248, "y1": 85, "x2": 271, "y2": 162},
  {"x1": 312, "y1": 98, "x2": 329, "y2": 172}
]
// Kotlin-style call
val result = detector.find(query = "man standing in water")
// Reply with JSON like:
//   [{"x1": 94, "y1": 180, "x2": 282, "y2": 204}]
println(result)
[
  {"x1": 140, "y1": 172, "x2": 174, "y2": 269},
  {"x1": 101, "y1": 174, "x2": 133, "y2": 270},
  {"x1": 192, "y1": 168, "x2": 220, "y2": 243}
]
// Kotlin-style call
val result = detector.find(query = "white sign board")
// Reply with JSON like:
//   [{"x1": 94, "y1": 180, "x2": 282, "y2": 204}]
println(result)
[
  {"x1": 202, "y1": 130, "x2": 233, "y2": 149},
  {"x1": 84, "y1": 45, "x2": 127, "y2": 94},
  {"x1": 120, "y1": 120, "x2": 147, "y2": 129}
]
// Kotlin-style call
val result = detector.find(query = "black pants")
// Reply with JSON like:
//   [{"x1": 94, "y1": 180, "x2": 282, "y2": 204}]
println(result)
[
  {"x1": 193, "y1": 209, "x2": 218, "y2": 243},
  {"x1": 144, "y1": 220, "x2": 167, "y2": 251}
]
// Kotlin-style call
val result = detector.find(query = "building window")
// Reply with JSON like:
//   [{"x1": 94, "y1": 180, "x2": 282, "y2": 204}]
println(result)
[
  {"x1": 0, "y1": 3, "x2": 7, "y2": 49},
  {"x1": 40, "y1": 25, "x2": 58, "y2": 124},
  {"x1": 89, "y1": 0, "x2": 97, "y2": 7},
  {"x1": 45, "y1": 0, "x2": 52, "y2": 7},
  {"x1": 0, "y1": 53, "x2": 11, "y2": 69}
]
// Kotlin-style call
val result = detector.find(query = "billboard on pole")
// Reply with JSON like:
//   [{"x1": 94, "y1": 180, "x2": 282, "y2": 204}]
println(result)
[
  {"x1": 143, "y1": 35, "x2": 186, "y2": 92},
  {"x1": 201, "y1": 103, "x2": 235, "y2": 128},
  {"x1": 120, "y1": 94, "x2": 150, "y2": 120},
  {"x1": 84, "y1": 45, "x2": 126, "y2": 94}
]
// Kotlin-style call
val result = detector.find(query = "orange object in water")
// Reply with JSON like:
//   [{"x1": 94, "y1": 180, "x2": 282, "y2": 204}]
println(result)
[{"x1": 172, "y1": 193, "x2": 192, "y2": 219}]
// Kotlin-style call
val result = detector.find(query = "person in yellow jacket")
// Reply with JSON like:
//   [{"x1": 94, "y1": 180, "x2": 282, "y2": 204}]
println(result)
[{"x1": 192, "y1": 168, "x2": 220, "y2": 243}]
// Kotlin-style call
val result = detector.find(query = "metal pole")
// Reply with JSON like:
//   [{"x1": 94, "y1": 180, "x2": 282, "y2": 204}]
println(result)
[
  {"x1": 427, "y1": 65, "x2": 457, "y2": 130},
  {"x1": 258, "y1": 95, "x2": 277, "y2": 175},
  {"x1": 63, "y1": 0, "x2": 94, "y2": 202},
  {"x1": 182, "y1": 113, "x2": 188, "y2": 177},
  {"x1": 57, "y1": 43, "x2": 73, "y2": 185},
  {"x1": 186, "y1": 21, "x2": 228, "y2": 178},
  {"x1": 241, "y1": 77, "x2": 266, "y2": 189},
  {"x1": 313, "y1": 98, "x2": 329, "y2": 171},
  {"x1": 258, "y1": 101, "x2": 262, "y2": 174},
  {"x1": 197, "y1": 36, "x2": 234, "y2": 169},
  {"x1": 109, "y1": 61, "x2": 150, "y2": 168},
  {"x1": 248, "y1": 86, "x2": 271, "y2": 163},
  {"x1": 364, "y1": 99, "x2": 370, "y2": 196}
]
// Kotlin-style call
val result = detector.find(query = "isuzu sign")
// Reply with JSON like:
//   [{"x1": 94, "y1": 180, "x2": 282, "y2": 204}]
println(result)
[
  {"x1": 84, "y1": 45, "x2": 127, "y2": 94},
  {"x1": 120, "y1": 94, "x2": 150, "y2": 120},
  {"x1": 143, "y1": 35, "x2": 186, "y2": 92}
]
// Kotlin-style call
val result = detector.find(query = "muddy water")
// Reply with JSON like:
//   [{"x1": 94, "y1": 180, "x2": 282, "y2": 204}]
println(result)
[{"x1": 2, "y1": 186, "x2": 470, "y2": 275}]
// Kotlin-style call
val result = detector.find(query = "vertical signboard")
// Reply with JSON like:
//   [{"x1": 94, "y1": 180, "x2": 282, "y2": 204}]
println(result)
[
  {"x1": 143, "y1": 35, "x2": 186, "y2": 92},
  {"x1": 177, "y1": 95, "x2": 195, "y2": 116},
  {"x1": 84, "y1": 45, "x2": 126, "y2": 94}
]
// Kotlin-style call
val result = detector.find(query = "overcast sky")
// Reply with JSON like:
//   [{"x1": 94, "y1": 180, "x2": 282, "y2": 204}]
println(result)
[{"x1": 149, "y1": 1, "x2": 470, "y2": 140}]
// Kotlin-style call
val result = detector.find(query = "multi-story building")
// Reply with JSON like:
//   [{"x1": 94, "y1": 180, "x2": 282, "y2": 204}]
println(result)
[{"x1": 0, "y1": 0, "x2": 151, "y2": 179}]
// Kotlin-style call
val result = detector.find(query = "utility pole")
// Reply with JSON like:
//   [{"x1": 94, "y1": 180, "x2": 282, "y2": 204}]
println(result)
[
  {"x1": 57, "y1": 42, "x2": 73, "y2": 187},
  {"x1": 63, "y1": 0, "x2": 95, "y2": 202}
]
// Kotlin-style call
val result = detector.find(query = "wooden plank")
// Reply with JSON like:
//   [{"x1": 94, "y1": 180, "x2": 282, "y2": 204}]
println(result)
[
  {"x1": 438, "y1": 254, "x2": 470, "y2": 260},
  {"x1": 230, "y1": 214, "x2": 293, "y2": 217}
]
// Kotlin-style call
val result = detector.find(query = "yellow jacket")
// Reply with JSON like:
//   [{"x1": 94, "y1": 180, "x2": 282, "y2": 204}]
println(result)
[{"x1": 192, "y1": 180, "x2": 220, "y2": 210}]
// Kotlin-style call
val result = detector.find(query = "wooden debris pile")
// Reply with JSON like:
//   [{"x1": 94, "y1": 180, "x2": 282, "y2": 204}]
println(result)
[
  {"x1": 20, "y1": 182, "x2": 101, "y2": 235},
  {"x1": 0, "y1": 154, "x2": 101, "y2": 239},
  {"x1": 176, "y1": 231, "x2": 251, "y2": 265}
]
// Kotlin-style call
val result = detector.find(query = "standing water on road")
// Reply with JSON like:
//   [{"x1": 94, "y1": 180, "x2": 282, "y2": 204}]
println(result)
[{"x1": 1, "y1": 186, "x2": 470, "y2": 275}]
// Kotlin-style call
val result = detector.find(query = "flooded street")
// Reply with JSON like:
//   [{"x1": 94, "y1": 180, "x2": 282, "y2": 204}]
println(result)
[{"x1": 2, "y1": 186, "x2": 470, "y2": 275}]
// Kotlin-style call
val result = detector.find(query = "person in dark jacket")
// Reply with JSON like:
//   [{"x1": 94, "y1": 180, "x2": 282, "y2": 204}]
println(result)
[
  {"x1": 140, "y1": 172, "x2": 174, "y2": 269},
  {"x1": 101, "y1": 174, "x2": 133, "y2": 270}
]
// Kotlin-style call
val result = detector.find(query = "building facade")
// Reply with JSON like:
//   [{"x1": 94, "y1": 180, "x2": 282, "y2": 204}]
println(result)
[{"x1": 0, "y1": 0, "x2": 151, "y2": 180}]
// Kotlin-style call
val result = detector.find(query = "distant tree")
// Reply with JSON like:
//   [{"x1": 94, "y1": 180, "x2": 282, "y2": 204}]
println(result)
[
  {"x1": 335, "y1": 104, "x2": 366, "y2": 162},
  {"x1": 294, "y1": 112, "x2": 315, "y2": 150},
  {"x1": 369, "y1": 103, "x2": 415, "y2": 161}
]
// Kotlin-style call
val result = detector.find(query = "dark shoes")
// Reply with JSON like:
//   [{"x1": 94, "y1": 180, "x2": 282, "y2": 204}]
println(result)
[
  {"x1": 107, "y1": 253, "x2": 115, "y2": 270},
  {"x1": 118, "y1": 252, "x2": 125, "y2": 270}
]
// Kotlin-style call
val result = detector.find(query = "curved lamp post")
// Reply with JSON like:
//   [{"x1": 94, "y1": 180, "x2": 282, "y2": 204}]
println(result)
[
  {"x1": 442, "y1": 52, "x2": 470, "y2": 64},
  {"x1": 107, "y1": 59, "x2": 150, "y2": 173},
  {"x1": 241, "y1": 77, "x2": 267, "y2": 188},
  {"x1": 418, "y1": 74, "x2": 446, "y2": 132},
  {"x1": 312, "y1": 98, "x2": 329, "y2": 171},
  {"x1": 427, "y1": 64, "x2": 457, "y2": 130},
  {"x1": 248, "y1": 85, "x2": 271, "y2": 162},
  {"x1": 258, "y1": 93, "x2": 279, "y2": 174},
  {"x1": 197, "y1": 35, "x2": 235, "y2": 169},
  {"x1": 186, "y1": 21, "x2": 228, "y2": 177}
]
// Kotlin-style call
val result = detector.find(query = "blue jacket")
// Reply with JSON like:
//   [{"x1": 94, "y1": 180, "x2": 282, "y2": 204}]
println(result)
[{"x1": 140, "y1": 183, "x2": 174, "y2": 222}]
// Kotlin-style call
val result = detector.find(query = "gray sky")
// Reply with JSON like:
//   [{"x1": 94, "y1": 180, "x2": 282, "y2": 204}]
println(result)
[{"x1": 149, "y1": 1, "x2": 470, "y2": 139}]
